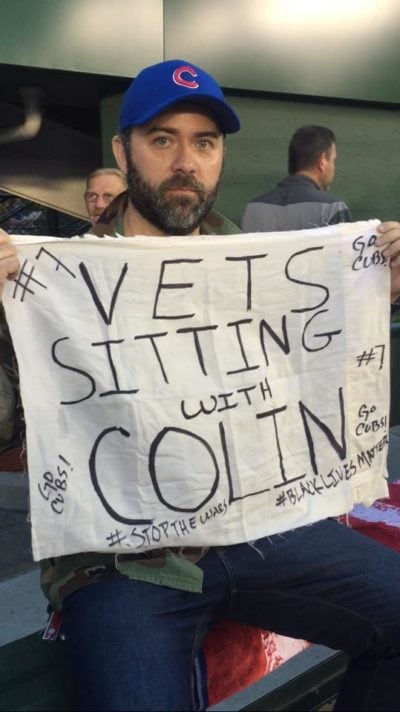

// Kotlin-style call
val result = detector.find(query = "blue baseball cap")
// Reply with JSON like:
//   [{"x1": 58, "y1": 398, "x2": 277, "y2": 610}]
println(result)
[{"x1": 119, "y1": 59, "x2": 240, "y2": 134}]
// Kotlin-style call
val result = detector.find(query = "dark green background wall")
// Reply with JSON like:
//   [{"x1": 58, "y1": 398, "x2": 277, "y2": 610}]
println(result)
[{"x1": 101, "y1": 92, "x2": 400, "y2": 227}]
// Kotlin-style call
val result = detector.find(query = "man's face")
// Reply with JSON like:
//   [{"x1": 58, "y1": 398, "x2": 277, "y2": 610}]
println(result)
[
  {"x1": 84, "y1": 174, "x2": 126, "y2": 226},
  {"x1": 119, "y1": 105, "x2": 224, "y2": 235}
]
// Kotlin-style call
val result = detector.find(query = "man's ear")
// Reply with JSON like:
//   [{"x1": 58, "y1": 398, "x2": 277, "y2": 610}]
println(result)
[
  {"x1": 316, "y1": 152, "x2": 326, "y2": 174},
  {"x1": 112, "y1": 135, "x2": 128, "y2": 174}
]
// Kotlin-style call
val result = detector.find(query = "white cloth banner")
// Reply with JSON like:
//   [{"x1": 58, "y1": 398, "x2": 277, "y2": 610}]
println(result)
[{"x1": 3, "y1": 220, "x2": 391, "y2": 560}]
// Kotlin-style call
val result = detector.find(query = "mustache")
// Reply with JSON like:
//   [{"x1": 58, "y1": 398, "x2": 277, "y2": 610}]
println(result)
[{"x1": 159, "y1": 174, "x2": 205, "y2": 194}]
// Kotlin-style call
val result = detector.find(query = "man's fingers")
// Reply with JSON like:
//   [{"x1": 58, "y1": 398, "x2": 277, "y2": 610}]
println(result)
[
  {"x1": 0, "y1": 230, "x2": 20, "y2": 297},
  {"x1": 376, "y1": 221, "x2": 400, "y2": 247}
]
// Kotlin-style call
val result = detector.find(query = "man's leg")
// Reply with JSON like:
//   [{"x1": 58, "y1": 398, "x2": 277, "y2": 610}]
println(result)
[
  {"x1": 219, "y1": 519, "x2": 400, "y2": 711},
  {"x1": 62, "y1": 554, "x2": 229, "y2": 712}
]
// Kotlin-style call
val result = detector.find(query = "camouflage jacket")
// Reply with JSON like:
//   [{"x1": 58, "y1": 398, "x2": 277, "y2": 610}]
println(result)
[
  {"x1": 0, "y1": 305, "x2": 25, "y2": 458},
  {"x1": 40, "y1": 194, "x2": 241, "y2": 611}
]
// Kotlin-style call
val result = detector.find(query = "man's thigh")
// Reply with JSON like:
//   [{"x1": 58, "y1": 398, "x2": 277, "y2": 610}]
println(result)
[
  {"x1": 221, "y1": 519, "x2": 400, "y2": 657},
  {"x1": 62, "y1": 565, "x2": 229, "y2": 712}
]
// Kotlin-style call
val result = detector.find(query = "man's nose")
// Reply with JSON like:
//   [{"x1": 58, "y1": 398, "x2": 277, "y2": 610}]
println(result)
[
  {"x1": 95, "y1": 195, "x2": 109, "y2": 209},
  {"x1": 171, "y1": 144, "x2": 196, "y2": 173}
]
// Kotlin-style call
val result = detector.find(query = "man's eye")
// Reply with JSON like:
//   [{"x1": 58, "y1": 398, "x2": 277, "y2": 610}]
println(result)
[
  {"x1": 197, "y1": 139, "x2": 213, "y2": 150},
  {"x1": 154, "y1": 136, "x2": 169, "y2": 146}
]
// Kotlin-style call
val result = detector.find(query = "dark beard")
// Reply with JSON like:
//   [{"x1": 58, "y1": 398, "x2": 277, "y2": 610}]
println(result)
[{"x1": 124, "y1": 154, "x2": 220, "y2": 235}]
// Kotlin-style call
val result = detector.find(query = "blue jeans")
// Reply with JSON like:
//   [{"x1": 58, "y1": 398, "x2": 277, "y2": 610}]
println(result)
[{"x1": 62, "y1": 519, "x2": 400, "y2": 711}]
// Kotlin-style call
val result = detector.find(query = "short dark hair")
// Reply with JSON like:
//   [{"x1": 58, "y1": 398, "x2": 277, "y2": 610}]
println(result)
[{"x1": 288, "y1": 125, "x2": 336, "y2": 174}]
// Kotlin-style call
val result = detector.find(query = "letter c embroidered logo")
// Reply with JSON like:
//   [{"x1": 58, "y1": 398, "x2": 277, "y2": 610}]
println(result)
[{"x1": 172, "y1": 65, "x2": 199, "y2": 89}]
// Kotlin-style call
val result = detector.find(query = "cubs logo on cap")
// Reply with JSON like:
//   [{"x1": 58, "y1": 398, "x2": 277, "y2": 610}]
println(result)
[
  {"x1": 172, "y1": 65, "x2": 199, "y2": 89},
  {"x1": 119, "y1": 59, "x2": 240, "y2": 134}
]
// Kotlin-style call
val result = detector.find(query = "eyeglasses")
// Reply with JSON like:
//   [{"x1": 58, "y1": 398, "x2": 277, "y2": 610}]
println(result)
[{"x1": 84, "y1": 192, "x2": 116, "y2": 203}]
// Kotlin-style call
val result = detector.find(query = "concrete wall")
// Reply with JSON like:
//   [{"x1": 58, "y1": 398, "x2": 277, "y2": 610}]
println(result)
[
  {"x1": 164, "y1": 0, "x2": 400, "y2": 103},
  {"x1": 0, "y1": 0, "x2": 163, "y2": 78},
  {"x1": 1, "y1": 0, "x2": 400, "y2": 102}
]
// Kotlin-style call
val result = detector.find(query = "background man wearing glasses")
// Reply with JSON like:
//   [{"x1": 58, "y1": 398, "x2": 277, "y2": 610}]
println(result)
[{"x1": 84, "y1": 167, "x2": 127, "y2": 228}]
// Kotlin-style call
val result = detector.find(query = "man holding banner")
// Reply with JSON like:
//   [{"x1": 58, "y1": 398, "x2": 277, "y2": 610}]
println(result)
[{"x1": 2, "y1": 59, "x2": 400, "y2": 711}]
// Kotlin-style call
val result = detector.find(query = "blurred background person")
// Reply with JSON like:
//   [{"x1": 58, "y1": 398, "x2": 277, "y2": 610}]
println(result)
[
  {"x1": 241, "y1": 125, "x2": 351, "y2": 232},
  {"x1": 84, "y1": 167, "x2": 127, "y2": 227}
]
